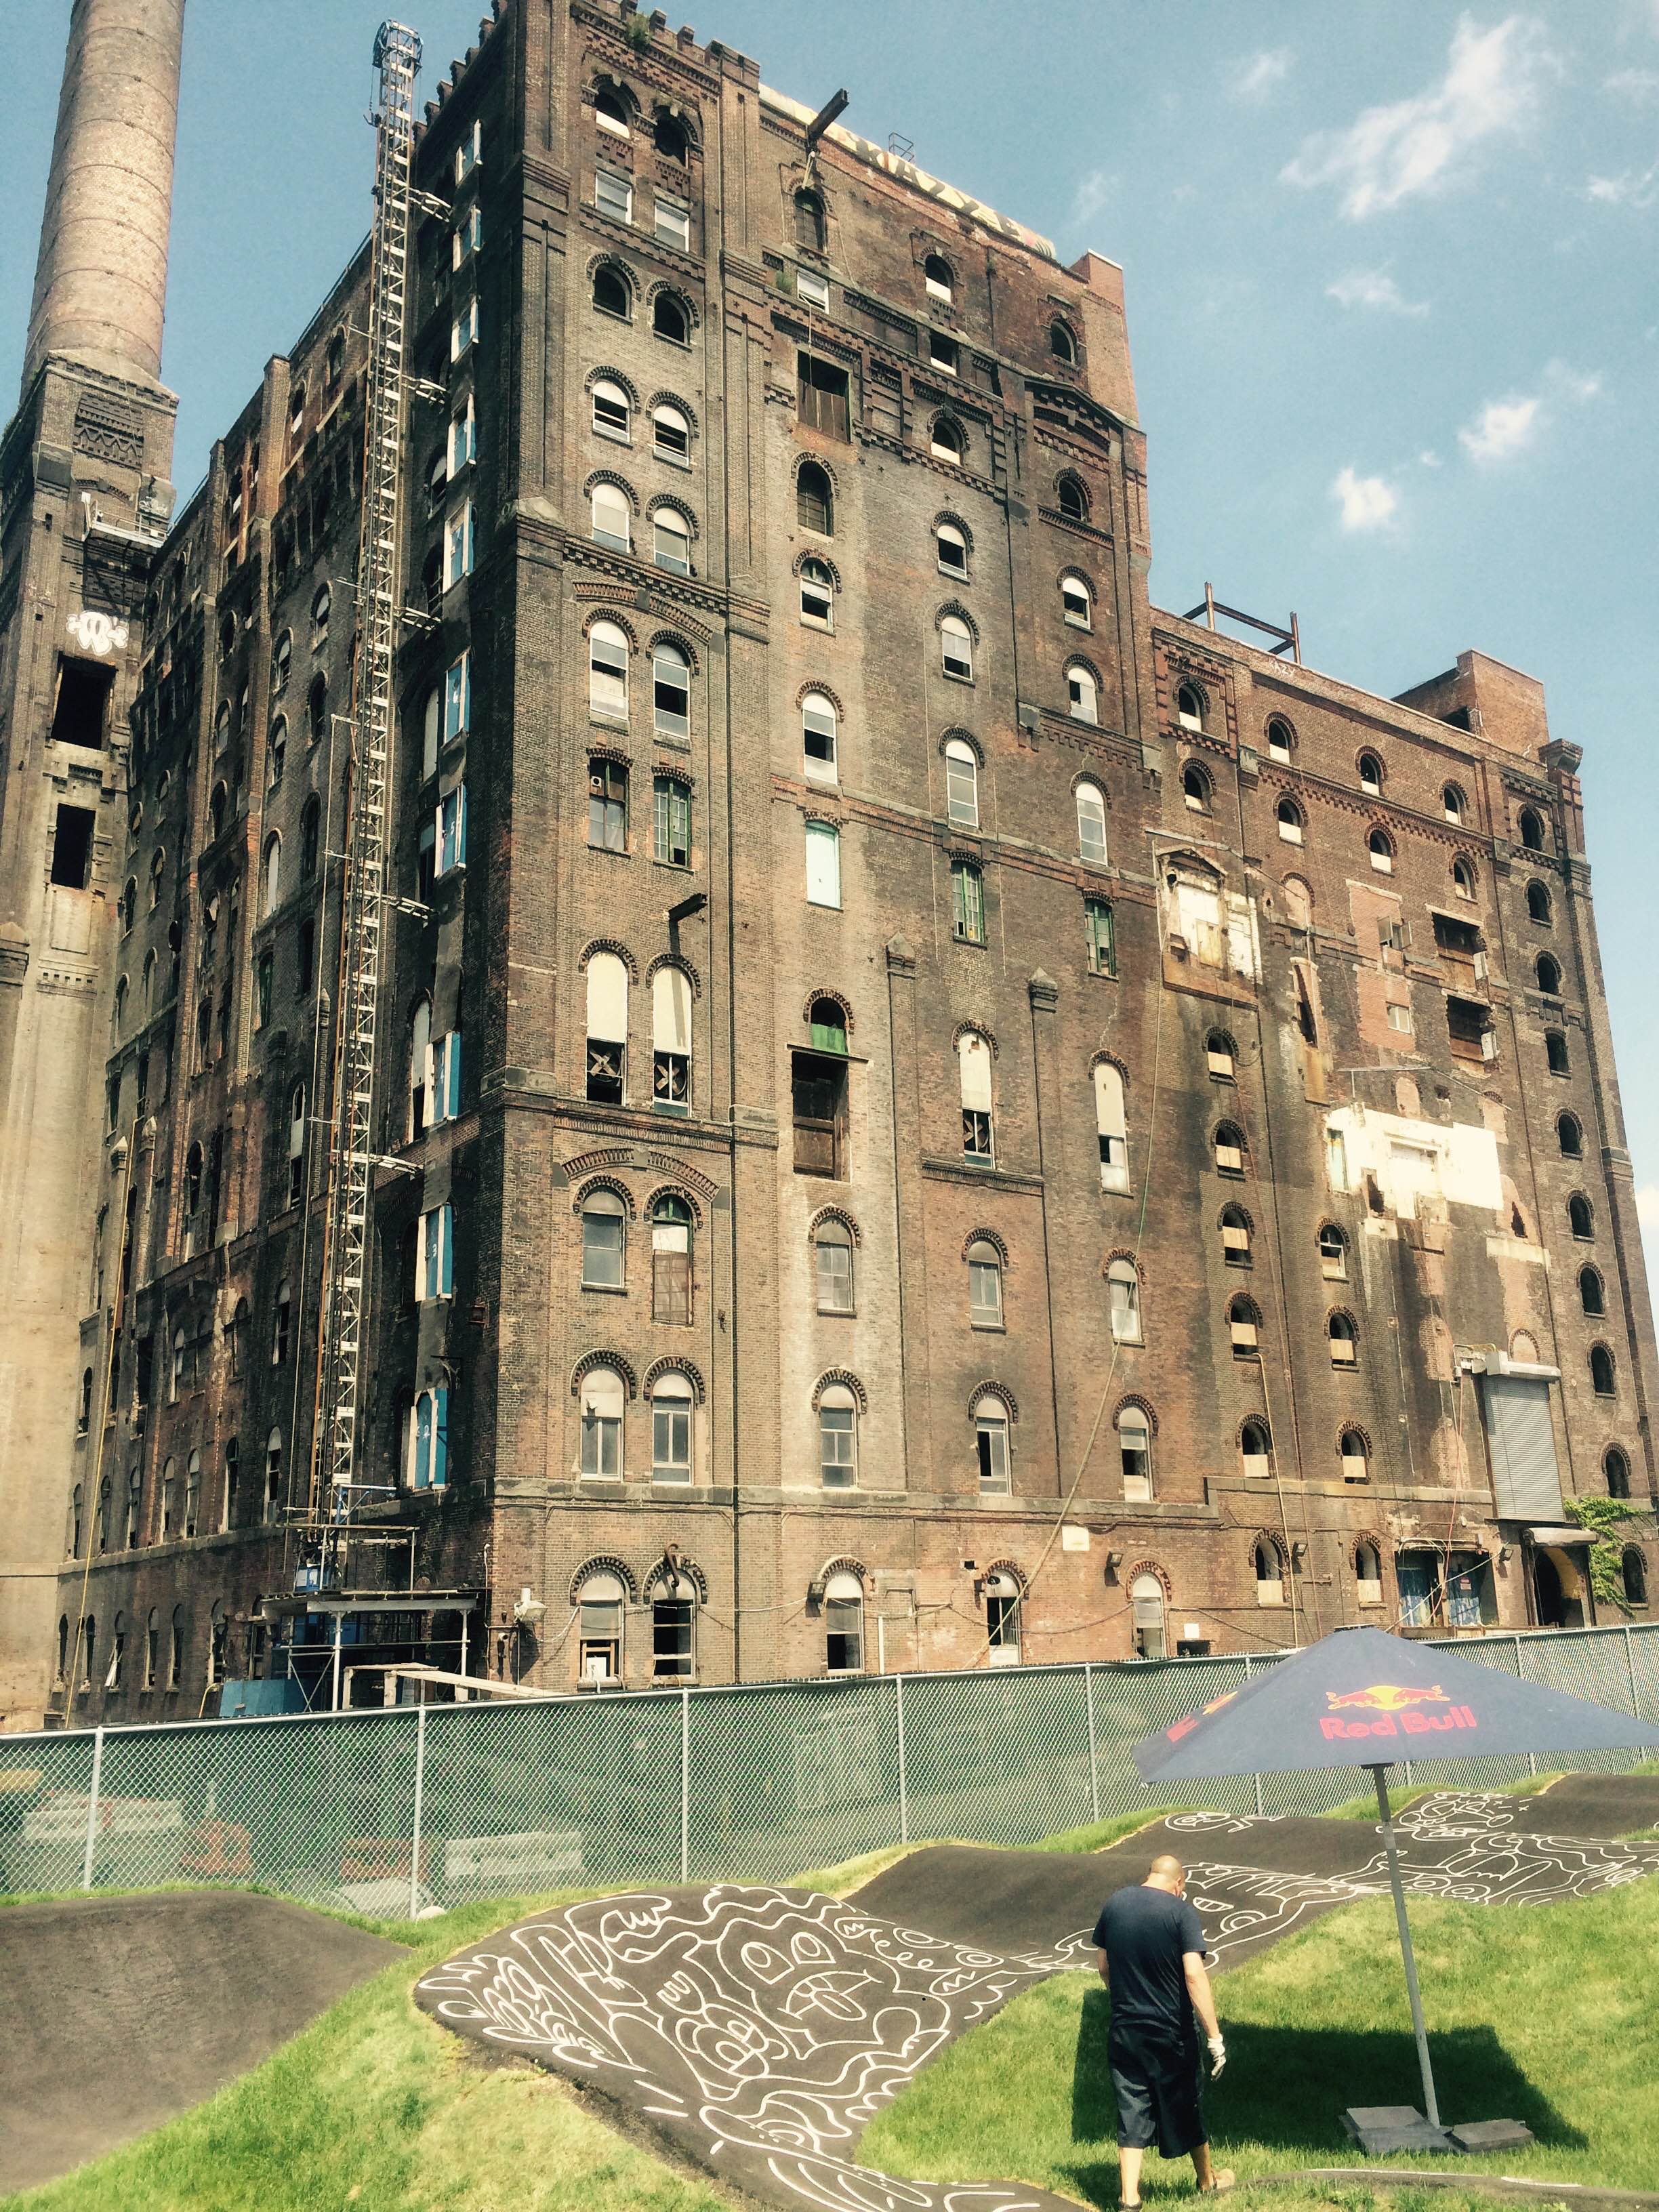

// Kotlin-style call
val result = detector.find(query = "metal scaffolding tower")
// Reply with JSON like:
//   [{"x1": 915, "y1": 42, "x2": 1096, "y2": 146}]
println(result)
[{"x1": 311, "y1": 21, "x2": 423, "y2": 1540}]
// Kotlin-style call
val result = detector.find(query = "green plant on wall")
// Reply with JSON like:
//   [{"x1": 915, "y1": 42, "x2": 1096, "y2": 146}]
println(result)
[
  {"x1": 1563, "y1": 1494, "x2": 1647, "y2": 1613},
  {"x1": 626, "y1": 12, "x2": 651, "y2": 50}
]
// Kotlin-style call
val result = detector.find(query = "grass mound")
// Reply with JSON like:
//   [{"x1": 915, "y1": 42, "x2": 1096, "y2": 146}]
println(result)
[{"x1": 861, "y1": 1880, "x2": 1659, "y2": 2211}]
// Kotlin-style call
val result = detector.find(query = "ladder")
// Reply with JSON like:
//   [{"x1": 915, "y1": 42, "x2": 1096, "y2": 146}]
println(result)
[{"x1": 312, "y1": 21, "x2": 423, "y2": 1541}]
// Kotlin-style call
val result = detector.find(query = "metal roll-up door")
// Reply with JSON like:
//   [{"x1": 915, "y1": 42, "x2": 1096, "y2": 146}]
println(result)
[{"x1": 1480, "y1": 1374, "x2": 1564, "y2": 1522}]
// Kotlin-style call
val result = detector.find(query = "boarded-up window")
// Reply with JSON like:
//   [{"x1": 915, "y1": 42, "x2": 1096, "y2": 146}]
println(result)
[{"x1": 798, "y1": 353, "x2": 851, "y2": 440}]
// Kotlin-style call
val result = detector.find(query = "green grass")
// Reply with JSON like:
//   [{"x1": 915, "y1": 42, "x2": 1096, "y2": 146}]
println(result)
[
  {"x1": 1025, "y1": 1808, "x2": 1193, "y2": 1855},
  {"x1": 862, "y1": 1881, "x2": 1659, "y2": 2211}
]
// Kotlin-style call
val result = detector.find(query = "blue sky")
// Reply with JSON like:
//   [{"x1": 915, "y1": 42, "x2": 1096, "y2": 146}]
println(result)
[{"x1": 5, "y1": 3, "x2": 1655, "y2": 1294}]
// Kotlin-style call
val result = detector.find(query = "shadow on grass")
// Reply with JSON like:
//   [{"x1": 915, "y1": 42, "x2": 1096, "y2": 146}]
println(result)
[{"x1": 1067, "y1": 1987, "x2": 1581, "y2": 2191}]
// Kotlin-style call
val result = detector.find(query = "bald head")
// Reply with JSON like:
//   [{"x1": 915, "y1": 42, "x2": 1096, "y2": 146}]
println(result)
[{"x1": 1145, "y1": 1852, "x2": 1186, "y2": 1891}]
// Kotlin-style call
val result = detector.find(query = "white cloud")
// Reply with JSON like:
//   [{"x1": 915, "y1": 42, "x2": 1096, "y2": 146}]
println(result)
[
  {"x1": 1327, "y1": 268, "x2": 1429, "y2": 315},
  {"x1": 1603, "y1": 67, "x2": 1659, "y2": 102},
  {"x1": 1458, "y1": 394, "x2": 1541, "y2": 462},
  {"x1": 1420, "y1": 449, "x2": 1443, "y2": 467},
  {"x1": 1584, "y1": 163, "x2": 1659, "y2": 207},
  {"x1": 1070, "y1": 170, "x2": 1115, "y2": 227},
  {"x1": 1282, "y1": 14, "x2": 1551, "y2": 218},
  {"x1": 1457, "y1": 362, "x2": 1603, "y2": 464},
  {"x1": 1332, "y1": 467, "x2": 1399, "y2": 531},
  {"x1": 1233, "y1": 48, "x2": 1294, "y2": 102}
]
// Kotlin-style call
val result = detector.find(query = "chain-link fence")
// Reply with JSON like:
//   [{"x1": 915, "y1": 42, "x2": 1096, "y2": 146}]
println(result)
[{"x1": 3, "y1": 1622, "x2": 1655, "y2": 1917}]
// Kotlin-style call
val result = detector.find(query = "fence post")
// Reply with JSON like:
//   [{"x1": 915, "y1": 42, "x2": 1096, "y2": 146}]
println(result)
[
  {"x1": 1244, "y1": 1658, "x2": 1263, "y2": 1816},
  {"x1": 409, "y1": 1704, "x2": 428, "y2": 1920},
  {"x1": 680, "y1": 1689, "x2": 691, "y2": 1882},
  {"x1": 1084, "y1": 1664, "x2": 1101, "y2": 1824},
  {"x1": 1515, "y1": 1633, "x2": 1536, "y2": 1774},
  {"x1": 895, "y1": 1673, "x2": 909, "y2": 1846},
  {"x1": 80, "y1": 1726, "x2": 105, "y2": 1893}
]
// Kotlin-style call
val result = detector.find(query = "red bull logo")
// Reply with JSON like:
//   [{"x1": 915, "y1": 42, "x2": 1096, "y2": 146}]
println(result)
[
  {"x1": 1320, "y1": 1682, "x2": 1477, "y2": 1742},
  {"x1": 1164, "y1": 1689, "x2": 1238, "y2": 1743}
]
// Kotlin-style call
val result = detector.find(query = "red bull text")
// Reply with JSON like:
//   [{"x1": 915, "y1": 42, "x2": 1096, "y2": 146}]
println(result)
[{"x1": 1320, "y1": 1683, "x2": 1477, "y2": 1741}]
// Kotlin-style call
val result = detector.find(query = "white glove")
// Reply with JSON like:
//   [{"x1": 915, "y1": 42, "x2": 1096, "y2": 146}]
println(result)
[{"x1": 1207, "y1": 2034, "x2": 1227, "y2": 2079}]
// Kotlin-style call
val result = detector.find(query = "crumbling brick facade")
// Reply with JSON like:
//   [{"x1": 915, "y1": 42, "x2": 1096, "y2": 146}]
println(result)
[{"x1": 13, "y1": 0, "x2": 1655, "y2": 1729}]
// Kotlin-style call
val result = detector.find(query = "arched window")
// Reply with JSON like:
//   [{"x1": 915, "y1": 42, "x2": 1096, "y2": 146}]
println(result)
[
  {"x1": 1095, "y1": 1063, "x2": 1128, "y2": 1193},
  {"x1": 651, "y1": 1191, "x2": 693, "y2": 1319},
  {"x1": 144, "y1": 1607, "x2": 160, "y2": 1686},
  {"x1": 815, "y1": 1217, "x2": 855, "y2": 1312},
  {"x1": 1535, "y1": 952, "x2": 1562, "y2": 995},
  {"x1": 220, "y1": 1438, "x2": 237, "y2": 1530},
  {"x1": 1527, "y1": 880, "x2": 1553, "y2": 926},
  {"x1": 56, "y1": 1616, "x2": 68, "y2": 1685},
  {"x1": 983, "y1": 1568, "x2": 1023, "y2": 1662},
  {"x1": 1176, "y1": 684, "x2": 1204, "y2": 733},
  {"x1": 1057, "y1": 476, "x2": 1088, "y2": 522},
  {"x1": 652, "y1": 1561, "x2": 697, "y2": 1679},
  {"x1": 819, "y1": 1385, "x2": 857, "y2": 1490},
  {"x1": 588, "y1": 754, "x2": 628, "y2": 851},
  {"x1": 1340, "y1": 1428, "x2": 1369, "y2": 1481},
  {"x1": 1108, "y1": 1258, "x2": 1142, "y2": 1345},
  {"x1": 593, "y1": 265, "x2": 630, "y2": 318},
  {"x1": 1580, "y1": 1265, "x2": 1605, "y2": 1316},
  {"x1": 1063, "y1": 573, "x2": 1092, "y2": 629},
  {"x1": 1067, "y1": 663, "x2": 1099, "y2": 724},
  {"x1": 794, "y1": 189, "x2": 826, "y2": 251},
  {"x1": 77, "y1": 1366, "x2": 93, "y2": 1434},
  {"x1": 823, "y1": 1568, "x2": 863, "y2": 1671},
  {"x1": 945, "y1": 737, "x2": 979, "y2": 827},
  {"x1": 1443, "y1": 783, "x2": 1465, "y2": 823},
  {"x1": 266, "y1": 716, "x2": 287, "y2": 790},
  {"x1": 930, "y1": 417, "x2": 964, "y2": 466},
  {"x1": 940, "y1": 613, "x2": 973, "y2": 680},
  {"x1": 300, "y1": 795, "x2": 320, "y2": 882},
  {"x1": 1355, "y1": 1540, "x2": 1382, "y2": 1603},
  {"x1": 1181, "y1": 761, "x2": 1211, "y2": 813},
  {"x1": 802, "y1": 691, "x2": 838, "y2": 779},
  {"x1": 1130, "y1": 1571, "x2": 1165, "y2": 1658},
  {"x1": 594, "y1": 84, "x2": 631, "y2": 137},
  {"x1": 1557, "y1": 1111, "x2": 1582, "y2": 1158},
  {"x1": 1328, "y1": 1310, "x2": 1358, "y2": 1366},
  {"x1": 1623, "y1": 1548, "x2": 1648, "y2": 1608},
  {"x1": 1118, "y1": 1408, "x2": 1152, "y2": 1500},
  {"x1": 591, "y1": 381, "x2": 631, "y2": 445},
  {"x1": 185, "y1": 1450, "x2": 201, "y2": 1538},
  {"x1": 1263, "y1": 717, "x2": 1294, "y2": 762},
  {"x1": 651, "y1": 1371, "x2": 694, "y2": 1483},
  {"x1": 169, "y1": 1328, "x2": 187, "y2": 1404},
  {"x1": 1358, "y1": 751, "x2": 1385, "y2": 794},
  {"x1": 577, "y1": 1569, "x2": 623, "y2": 1681},
  {"x1": 1277, "y1": 796, "x2": 1305, "y2": 845},
  {"x1": 1240, "y1": 1419, "x2": 1271, "y2": 1479},
  {"x1": 1229, "y1": 1294, "x2": 1260, "y2": 1357},
  {"x1": 581, "y1": 1189, "x2": 626, "y2": 1287},
  {"x1": 797, "y1": 459, "x2": 833, "y2": 533},
  {"x1": 1519, "y1": 806, "x2": 1547, "y2": 852},
  {"x1": 287, "y1": 1082, "x2": 306, "y2": 1202},
  {"x1": 262, "y1": 834, "x2": 281, "y2": 917},
  {"x1": 936, "y1": 520, "x2": 968, "y2": 576},
  {"x1": 959, "y1": 1031, "x2": 994, "y2": 1158},
  {"x1": 1367, "y1": 826, "x2": 1395, "y2": 874},
  {"x1": 1568, "y1": 1193, "x2": 1594, "y2": 1240},
  {"x1": 968, "y1": 1239, "x2": 1004, "y2": 1327},
  {"x1": 1591, "y1": 1344, "x2": 1616, "y2": 1397},
  {"x1": 272, "y1": 629, "x2": 292, "y2": 695},
  {"x1": 653, "y1": 640, "x2": 691, "y2": 738},
  {"x1": 1319, "y1": 1223, "x2": 1349, "y2": 1279},
  {"x1": 1050, "y1": 318, "x2": 1077, "y2": 364},
  {"x1": 1254, "y1": 1538, "x2": 1284, "y2": 1605},
  {"x1": 800, "y1": 556, "x2": 834, "y2": 628},
  {"x1": 304, "y1": 673, "x2": 328, "y2": 747},
  {"x1": 579, "y1": 1366, "x2": 626, "y2": 1475},
  {"x1": 1206, "y1": 1030, "x2": 1236, "y2": 1082},
  {"x1": 1545, "y1": 1029, "x2": 1570, "y2": 1076},
  {"x1": 590, "y1": 481, "x2": 630, "y2": 550},
  {"x1": 585, "y1": 951, "x2": 626, "y2": 1102},
  {"x1": 975, "y1": 1394, "x2": 1012, "y2": 1494},
  {"x1": 1221, "y1": 1206, "x2": 1251, "y2": 1266},
  {"x1": 311, "y1": 582, "x2": 331, "y2": 643},
  {"x1": 654, "y1": 109, "x2": 689, "y2": 161},
  {"x1": 923, "y1": 252, "x2": 953, "y2": 302},
  {"x1": 1451, "y1": 857, "x2": 1476, "y2": 901},
  {"x1": 1214, "y1": 1121, "x2": 1246, "y2": 1176},
  {"x1": 264, "y1": 1427, "x2": 283, "y2": 1522},
  {"x1": 588, "y1": 620, "x2": 629, "y2": 720},
  {"x1": 653, "y1": 402, "x2": 690, "y2": 461},
  {"x1": 96, "y1": 1473, "x2": 112, "y2": 1552},
  {"x1": 652, "y1": 292, "x2": 689, "y2": 343},
  {"x1": 1605, "y1": 1447, "x2": 1631, "y2": 1500},
  {"x1": 1075, "y1": 779, "x2": 1108, "y2": 862}
]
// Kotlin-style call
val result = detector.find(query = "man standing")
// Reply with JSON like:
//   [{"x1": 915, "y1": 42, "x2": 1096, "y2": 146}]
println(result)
[{"x1": 1092, "y1": 1852, "x2": 1233, "y2": 2207}]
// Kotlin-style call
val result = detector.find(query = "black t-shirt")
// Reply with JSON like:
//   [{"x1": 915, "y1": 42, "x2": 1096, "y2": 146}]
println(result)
[{"x1": 1092, "y1": 1884, "x2": 1206, "y2": 2034}]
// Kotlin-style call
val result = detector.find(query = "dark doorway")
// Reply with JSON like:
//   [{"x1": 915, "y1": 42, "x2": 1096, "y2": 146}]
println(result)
[
  {"x1": 50, "y1": 804, "x2": 96, "y2": 888},
  {"x1": 50, "y1": 657, "x2": 115, "y2": 747}
]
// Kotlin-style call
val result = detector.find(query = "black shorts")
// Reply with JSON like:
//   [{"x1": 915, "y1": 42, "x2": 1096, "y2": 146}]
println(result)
[{"x1": 1107, "y1": 2023, "x2": 1205, "y2": 2158}]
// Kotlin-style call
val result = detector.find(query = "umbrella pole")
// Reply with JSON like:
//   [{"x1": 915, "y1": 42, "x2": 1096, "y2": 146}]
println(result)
[{"x1": 1372, "y1": 1763, "x2": 1440, "y2": 2129}]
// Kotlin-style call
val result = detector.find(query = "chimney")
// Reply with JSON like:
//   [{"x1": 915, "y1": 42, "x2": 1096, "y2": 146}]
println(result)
[{"x1": 22, "y1": 0, "x2": 186, "y2": 395}]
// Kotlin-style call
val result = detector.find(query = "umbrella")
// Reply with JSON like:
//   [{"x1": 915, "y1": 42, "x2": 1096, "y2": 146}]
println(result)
[{"x1": 1133, "y1": 1625, "x2": 1659, "y2": 2139}]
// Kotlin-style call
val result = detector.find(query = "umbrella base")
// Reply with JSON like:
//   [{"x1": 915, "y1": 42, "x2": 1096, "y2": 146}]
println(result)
[
  {"x1": 1342, "y1": 2110, "x2": 1535, "y2": 2158},
  {"x1": 1343, "y1": 2108, "x2": 1455, "y2": 2156}
]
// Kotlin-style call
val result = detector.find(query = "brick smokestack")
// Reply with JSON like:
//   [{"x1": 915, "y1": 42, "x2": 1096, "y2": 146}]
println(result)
[{"x1": 22, "y1": 0, "x2": 186, "y2": 394}]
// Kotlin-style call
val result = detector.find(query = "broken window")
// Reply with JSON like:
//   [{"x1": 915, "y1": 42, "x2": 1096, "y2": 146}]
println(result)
[
  {"x1": 792, "y1": 1050, "x2": 846, "y2": 1176},
  {"x1": 797, "y1": 353, "x2": 850, "y2": 440},
  {"x1": 51, "y1": 657, "x2": 115, "y2": 748},
  {"x1": 1446, "y1": 995, "x2": 1493, "y2": 1064},
  {"x1": 585, "y1": 951, "x2": 628, "y2": 1105},
  {"x1": 651, "y1": 967, "x2": 692, "y2": 1114},
  {"x1": 50, "y1": 804, "x2": 96, "y2": 889}
]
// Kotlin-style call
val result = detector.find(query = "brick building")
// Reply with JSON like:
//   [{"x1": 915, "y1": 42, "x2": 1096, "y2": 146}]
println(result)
[{"x1": 5, "y1": 0, "x2": 1654, "y2": 1729}]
